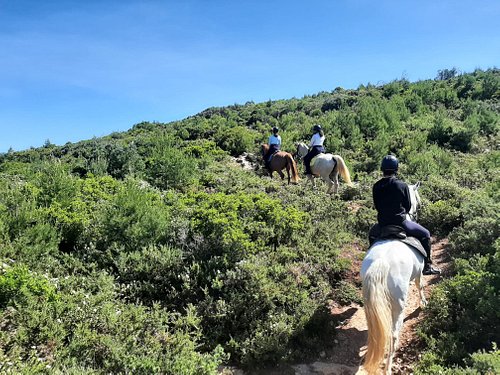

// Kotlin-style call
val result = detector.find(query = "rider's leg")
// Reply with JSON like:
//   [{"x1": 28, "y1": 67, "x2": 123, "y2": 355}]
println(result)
[
  {"x1": 304, "y1": 147, "x2": 320, "y2": 175},
  {"x1": 368, "y1": 224, "x2": 381, "y2": 246},
  {"x1": 402, "y1": 220, "x2": 440, "y2": 275},
  {"x1": 303, "y1": 152, "x2": 313, "y2": 175},
  {"x1": 263, "y1": 150, "x2": 271, "y2": 169}
]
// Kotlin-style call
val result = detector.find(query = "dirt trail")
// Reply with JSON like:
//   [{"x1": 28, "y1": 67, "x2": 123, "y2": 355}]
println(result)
[{"x1": 223, "y1": 238, "x2": 451, "y2": 375}]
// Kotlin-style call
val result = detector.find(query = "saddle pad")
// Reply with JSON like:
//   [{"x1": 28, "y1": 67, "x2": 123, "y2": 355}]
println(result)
[
  {"x1": 310, "y1": 155, "x2": 320, "y2": 168},
  {"x1": 371, "y1": 236, "x2": 427, "y2": 259}
]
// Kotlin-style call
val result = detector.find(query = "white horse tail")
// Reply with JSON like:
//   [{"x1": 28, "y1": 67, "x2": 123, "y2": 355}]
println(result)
[
  {"x1": 286, "y1": 153, "x2": 300, "y2": 183},
  {"x1": 333, "y1": 155, "x2": 352, "y2": 185},
  {"x1": 362, "y1": 258, "x2": 392, "y2": 375}
]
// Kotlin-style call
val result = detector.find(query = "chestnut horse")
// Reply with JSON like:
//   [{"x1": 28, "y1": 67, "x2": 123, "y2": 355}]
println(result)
[{"x1": 261, "y1": 144, "x2": 300, "y2": 184}]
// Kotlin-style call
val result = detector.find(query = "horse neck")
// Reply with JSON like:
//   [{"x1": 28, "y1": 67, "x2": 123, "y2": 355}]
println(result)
[
  {"x1": 298, "y1": 143, "x2": 308, "y2": 156},
  {"x1": 407, "y1": 189, "x2": 419, "y2": 221}
]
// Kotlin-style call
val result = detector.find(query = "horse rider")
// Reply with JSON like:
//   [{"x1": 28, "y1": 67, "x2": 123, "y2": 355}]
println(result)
[
  {"x1": 372, "y1": 155, "x2": 441, "y2": 275},
  {"x1": 264, "y1": 126, "x2": 281, "y2": 169},
  {"x1": 303, "y1": 124, "x2": 325, "y2": 177}
]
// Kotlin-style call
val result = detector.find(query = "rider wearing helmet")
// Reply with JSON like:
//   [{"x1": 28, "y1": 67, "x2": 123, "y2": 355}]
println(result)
[
  {"x1": 372, "y1": 155, "x2": 441, "y2": 275},
  {"x1": 303, "y1": 124, "x2": 325, "y2": 176},
  {"x1": 263, "y1": 126, "x2": 282, "y2": 169}
]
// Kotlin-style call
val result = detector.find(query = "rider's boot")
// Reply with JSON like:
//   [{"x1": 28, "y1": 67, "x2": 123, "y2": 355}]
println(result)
[
  {"x1": 423, "y1": 262, "x2": 441, "y2": 275},
  {"x1": 304, "y1": 165, "x2": 312, "y2": 177},
  {"x1": 421, "y1": 237, "x2": 441, "y2": 275}
]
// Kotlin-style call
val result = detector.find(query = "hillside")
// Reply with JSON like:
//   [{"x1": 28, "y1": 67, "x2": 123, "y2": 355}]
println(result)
[{"x1": 0, "y1": 68, "x2": 499, "y2": 374}]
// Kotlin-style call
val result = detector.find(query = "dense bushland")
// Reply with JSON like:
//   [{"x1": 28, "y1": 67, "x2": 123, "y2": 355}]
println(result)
[{"x1": 0, "y1": 68, "x2": 499, "y2": 373}]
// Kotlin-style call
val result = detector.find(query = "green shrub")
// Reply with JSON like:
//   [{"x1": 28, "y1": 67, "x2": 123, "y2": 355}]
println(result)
[
  {"x1": 468, "y1": 345, "x2": 500, "y2": 374},
  {"x1": 82, "y1": 181, "x2": 170, "y2": 265},
  {"x1": 449, "y1": 217, "x2": 500, "y2": 256},
  {"x1": 419, "y1": 176, "x2": 465, "y2": 204},
  {"x1": 0, "y1": 176, "x2": 40, "y2": 241},
  {"x1": 350, "y1": 205, "x2": 377, "y2": 239},
  {"x1": 33, "y1": 160, "x2": 78, "y2": 207},
  {"x1": 0, "y1": 272, "x2": 226, "y2": 374},
  {"x1": 115, "y1": 244, "x2": 185, "y2": 305},
  {"x1": 214, "y1": 126, "x2": 257, "y2": 156},
  {"x1": 419, "y1": 200, "x2": 462, "y2": 237},
  {"x1": 405, "y1": 146, "x2": 454, "y2": 179},
  {"x1": 146, "y1": 141, "x2": 198, "y2": 191},
  {"x1": 0, "y1": 265, "x2": 58, "y2": 308},
  {"x1": 416, "y1": 345, "x2": 500, "y2": 374},
  {"x1": 419, "y1": 253, "x2": 499, "y2": 366},
  {"x1": 332, "y1": 280, "x2": 362, "y2": 305}
]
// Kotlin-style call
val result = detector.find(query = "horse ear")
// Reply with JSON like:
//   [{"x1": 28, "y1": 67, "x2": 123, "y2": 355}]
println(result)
[{"x1": 414, "y1": 181, "x2": 421, "y2": 190}]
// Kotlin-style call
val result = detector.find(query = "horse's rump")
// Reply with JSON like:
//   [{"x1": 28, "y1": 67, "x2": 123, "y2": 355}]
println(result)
[
  {"x1": 361, "y1": 241, "x2": 425, "y2": 374},
  {"x1": 368, "y1": 224, "x2": 428, "y2": 258}
]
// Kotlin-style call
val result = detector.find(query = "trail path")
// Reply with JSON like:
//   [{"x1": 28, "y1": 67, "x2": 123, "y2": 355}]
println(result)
[{"x1": 223, "y1": 238, "x2": 451, "y2": 375}]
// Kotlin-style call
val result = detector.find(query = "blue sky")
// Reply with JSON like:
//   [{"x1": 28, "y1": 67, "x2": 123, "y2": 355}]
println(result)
[{"x1": 0, "y1": 0, "x2": 499, "y2": 152}]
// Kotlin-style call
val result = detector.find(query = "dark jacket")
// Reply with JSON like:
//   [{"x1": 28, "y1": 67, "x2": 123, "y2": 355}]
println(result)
[{"x1": 373, "y1": 176, "x2": 411, "y2": 226}]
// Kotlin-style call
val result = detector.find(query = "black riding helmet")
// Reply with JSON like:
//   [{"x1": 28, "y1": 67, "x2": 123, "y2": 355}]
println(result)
[
  {"x1": 272, "y1": 126, "x2": 279, "y2": 133},
  {"x1": 313, "y1": 124, "x2": 322, "y2": 133},
  {"x1": 381, "y1": 155, "x2": 399, "y2": 172}
]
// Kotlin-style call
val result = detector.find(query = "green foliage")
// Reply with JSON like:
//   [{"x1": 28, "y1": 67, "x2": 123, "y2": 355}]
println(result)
[
  {"x1": 332, "y1": 280, "x2": 363, "y2": 305},
  {"x1": 416, "y1": 346, "x2": 500, "y2": 374},
  {"x1": 468, "y1": 345, "x2": 500, "y2": 374},
  {"x1": 115, "y1": 244, "x2": 185, "y2": 304},
  {"x1": 419, "y1": 252, "x2": 499, "y2": 366},
  {"x1": 437, "y1": 68, "x2": 459, "y2": 81},
  {"x1": 449, "y1": 216, "x2": 499, "y2": 257},
  {"x1": 189, "y1": 192, "x2": 305, "y2": 257},
  {"x1": 419, "y1": 200, "x2": 462, "y2": 237},
  {"x1": 98, "y1": 179, "x2": 171, "y2": 253},
  {"x1": 428, "y1": 112, "x2": 476, "y2": 152},
  {"x1": 0, "y1": 271, "x2": 226, "y2": 374},
  {"x1": 33, "y1": 160, "x2": 78, "y2": 207},
  {"x1": 0, "y1": 175, "x2": 39, "y2": 241},
  {"x1": 0, "y1": 265, "x2": 58, "y2": 308},
  {"x1": 145, "y1": 133, "x2": 198, "y2": 190},
  {"x1": 404, "y1": 145, "x2": 453, "y2": 179},
  {"x1": 0, "y1": 68, "x2": 499, "y2": 372},
  {"x1": 214, "y1": 125, "x2": 257, "y2": 156}
]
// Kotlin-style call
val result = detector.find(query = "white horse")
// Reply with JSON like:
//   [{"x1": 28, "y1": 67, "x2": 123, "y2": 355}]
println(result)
[
  {"x1": 361, "y1": 182, "x2": 427, "y2": 375},
  {"x1": 295, "y1": 142, "x2": 352, "y2": 194}
]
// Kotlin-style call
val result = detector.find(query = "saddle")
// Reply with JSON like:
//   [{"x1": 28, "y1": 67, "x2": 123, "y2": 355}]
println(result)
[
  {"x1": 368, "y1": 224, "x2": 427, "y2": 258},
  {"x1": 266, "y1": 150, "x2": 280, "y2": 165}
]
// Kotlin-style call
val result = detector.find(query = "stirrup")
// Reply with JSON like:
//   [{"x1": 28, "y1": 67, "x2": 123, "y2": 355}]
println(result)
[{"x1": 423, "y1": 264, "x2": 441, "y2": 275}]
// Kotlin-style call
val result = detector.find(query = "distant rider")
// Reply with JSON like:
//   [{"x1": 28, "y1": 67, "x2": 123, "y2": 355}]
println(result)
[
  {"x1": 372, "y1": 155, "x2": 441, "y2": 275},
  {"x1": 303, "y1": 124, "x2": 325, "y2": 176},
  {"x1": 264, "y1": 126, "x2": 281, "y2": 169}
]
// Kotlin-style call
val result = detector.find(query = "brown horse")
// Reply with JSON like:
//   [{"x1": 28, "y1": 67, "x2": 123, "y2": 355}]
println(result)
[{"x1": 261, "y1": 144, "x2": 300, "y2": 184}]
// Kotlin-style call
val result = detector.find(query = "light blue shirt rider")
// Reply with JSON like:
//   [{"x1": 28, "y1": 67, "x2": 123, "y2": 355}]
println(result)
[{"x1": 268, "y1": 134, "x2": 282, "y2": 146}]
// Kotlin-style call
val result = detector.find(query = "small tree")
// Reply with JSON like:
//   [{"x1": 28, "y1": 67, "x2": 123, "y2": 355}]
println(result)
[{"x1": 436, "y1": 68, "x2": 459, "y2": 81}]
